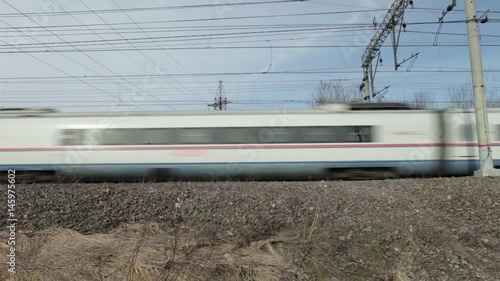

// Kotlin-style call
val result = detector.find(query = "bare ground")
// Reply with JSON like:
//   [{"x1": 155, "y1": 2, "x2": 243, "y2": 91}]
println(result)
[{"x1": 0, "y1": 177, "x2": 499, "y2": 280}]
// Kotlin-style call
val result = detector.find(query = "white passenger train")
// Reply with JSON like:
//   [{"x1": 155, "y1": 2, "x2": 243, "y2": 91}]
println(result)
[{"x1": 1, "y1": 103, "x2": 499, "y2": 181}]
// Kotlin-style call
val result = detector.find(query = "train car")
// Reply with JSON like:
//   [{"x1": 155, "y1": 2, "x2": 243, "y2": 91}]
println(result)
[
  {"x1": 441, "y1": 108, "x2": 500, "y2": 175},
  {"x1": 0, "y1": 104, "x2": 499, "y2": 182}
]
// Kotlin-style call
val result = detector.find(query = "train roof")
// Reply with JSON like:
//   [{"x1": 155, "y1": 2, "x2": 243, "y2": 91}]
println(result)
[
  {"x1": 0, "y1": 103, "x2": 419, "y2": 118},
  {"x1": 1, "y1": 103, "x2": 495, "y2": 118}
]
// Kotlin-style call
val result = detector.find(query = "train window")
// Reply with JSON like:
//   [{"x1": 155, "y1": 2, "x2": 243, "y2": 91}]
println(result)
[
  {"x1": 301, "y1": 127, "x2": 336, "y2": 143},
  {"x1": 462, "y1": 124, "x2": 476, "y2": 142},
  {"x1": 174, "y1": 128, "x2": 214, "y2": 144},
  {"x1": 255, "y1": 127, "x2": 296, "y2": 143},
  {"x1": 216, "y1": 127, "x2": 252, "y2": 144},
  {"x1": 60, "y1": 129, "x2": 84, "y2": 146},
  {"x1": 61, "y1": 129, "x2": 110, "y2": 146},
  {"x1": 61, "y1": 126, "x2": 374, "y2": 146},
  {"x1": 139, "y1": 129, "x2": 172, "y2": 145},
  {"x1": 84, "y1": 128, "x2": 110, "y2": 145},
  {"x1": 339, "y1": 126, "x2": 372, "y2": 143},
  {"x1": 460, "y1": 124, "x2": 500, "y2": 142},
  {"x1": 100, "y1": 129, "x2": 131, "y2": 145}
]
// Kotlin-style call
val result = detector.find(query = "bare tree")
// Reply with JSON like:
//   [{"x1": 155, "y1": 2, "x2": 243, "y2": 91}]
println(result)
[
  {"x1": 412, "y1": 91, "x2": 432, "y2": 109},
  {"x1": 311, "y1": 80, "x2": 364, "y2": 106},
  {"x1": 488, "y1": 90, "x2": 500, "y2": 108},
  {"x1": 448, "y1": 85, "x2": 474, "y2": 108},
  {"x1": 448, "y1": 84, "x2": 500, "y2": 108}
]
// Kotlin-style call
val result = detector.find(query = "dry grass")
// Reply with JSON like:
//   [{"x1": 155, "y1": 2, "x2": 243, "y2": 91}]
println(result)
[
  {"x1": 389, "y1": 248, "x2": 424, "y2": 281},
  {"x1": 0, "y1": 221, "x2": 469, "y2": 281},
  {"x1": 1, "y1": 178, "x2": 499, "y2": 280},
  {"x1": 0, "y1": 223, "x2": 313, "y2": 281}
]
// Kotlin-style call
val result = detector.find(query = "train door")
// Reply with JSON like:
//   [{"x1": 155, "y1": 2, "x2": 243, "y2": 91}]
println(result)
[{"x1": 441, "y1": 109, "x2": 475, "y2": 176}]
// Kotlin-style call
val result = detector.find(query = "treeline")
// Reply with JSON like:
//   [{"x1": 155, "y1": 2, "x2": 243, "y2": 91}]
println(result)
[{"x1": 311, "y1": 80, "x2": 500, "y2": 109}]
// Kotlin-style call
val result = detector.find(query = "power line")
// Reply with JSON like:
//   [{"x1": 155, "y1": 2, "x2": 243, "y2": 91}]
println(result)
[
  {"x1": 2, "y1": 69, "x2": 500, "y2": 82},
  {"x1": 0, "y1": 20, "x2": 479, "y2": 50},
  {"x1": 77, "y1": 0, "x2": 203, "y2": 104},
  {"x1": 0, "y1": 9, "x2": 454, "y2": 31},
  {"x1": 408, "y1": 30, "x2": 500, "y2": 38},
  {"x1": 47, "y1": 0, "x2": 176, "y2": 110},
  {"x1": 0, "y1": 0, "x2": 307, "y2": 18},
  {"x1": 2, "y1": 43, "x2": 500, "y2": 54},
  {"x1": 0, "y1": 26, "x2": 371, "y2": 49},
  {"x1": 4, "y1": 24, "x2": 499, "y2": 40},
  {"x1": 1, "y1": 1, "x2": 499, "y2": 113},
  {"x1": 110, "y1": 0, "x2": 232, "y2": 96},
  {"x1": 5, "y1": 83, "x2": 499, "y2": 99},
  {"x1": 0, "y1": 23, "x2": 377, "y2": 33},
  {"x1": 3, "y1": 100, "x2": 498, "y2": 108},
  {"x1": 2, "y1": 0, "x2": 174, "y2": 111},
  {"x1": 0, "y1": 5, "x2": 143, "y2": 110},
  {"x1": 0, "y1": 25, "x2": 374, "y2": 41}
]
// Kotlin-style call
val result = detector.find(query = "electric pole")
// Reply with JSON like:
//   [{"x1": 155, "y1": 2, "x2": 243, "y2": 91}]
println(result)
[
  {"x1": 208, "y1": 80, "x2": 231, "y2": 110},
  {"x1": 464, "y1": 0, "x2": 500, "y2": 177}
]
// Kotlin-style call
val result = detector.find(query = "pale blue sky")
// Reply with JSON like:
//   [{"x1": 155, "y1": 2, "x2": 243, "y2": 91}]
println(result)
[{"x1": 0, "y1": 0, "x2": 499, "y2": 112}]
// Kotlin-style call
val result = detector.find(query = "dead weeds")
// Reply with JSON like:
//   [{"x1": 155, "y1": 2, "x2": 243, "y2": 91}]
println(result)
[{"x1": 0, "y1": 223, "x2": 312, "y2": 281}]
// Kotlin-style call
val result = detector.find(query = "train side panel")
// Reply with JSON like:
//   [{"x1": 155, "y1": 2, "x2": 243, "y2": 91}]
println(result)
[
  {"x1": 0, "y1": 117, "x2": 62, "y2": 171},
  {"x1": 50, "y1": 110, "x2": 443, "y2": 179},
  {"x1": 442, "y1": 109, "x2": 500, "y2": 175}
]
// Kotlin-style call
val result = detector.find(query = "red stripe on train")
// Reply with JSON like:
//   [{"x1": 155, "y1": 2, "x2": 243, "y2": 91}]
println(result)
[{"x1": 0, "y1": 142, "x2": 499, "y2": 151}]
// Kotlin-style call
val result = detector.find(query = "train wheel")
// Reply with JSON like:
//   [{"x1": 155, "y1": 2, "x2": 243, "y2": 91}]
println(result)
[{"x1": 327, "y1": 168, "x2": 399, "y2": 181}]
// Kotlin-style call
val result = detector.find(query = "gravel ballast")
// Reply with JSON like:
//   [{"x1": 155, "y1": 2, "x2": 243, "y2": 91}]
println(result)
[{"x1": 1, "y1": 177, "x2": 499, "y2": 280}]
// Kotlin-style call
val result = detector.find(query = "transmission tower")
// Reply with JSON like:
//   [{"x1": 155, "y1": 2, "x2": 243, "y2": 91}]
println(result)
[
  {"x1": 360, "y1": 0, "x2": 415, "y2": 101},
  {"x1": 208, "y1": 80, "x2": 231, "y2": 110}
]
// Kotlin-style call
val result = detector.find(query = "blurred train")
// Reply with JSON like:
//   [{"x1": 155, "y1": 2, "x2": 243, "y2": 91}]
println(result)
[{"x1": 1, "y1": 103, "x2": 499, "y2": 182}]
